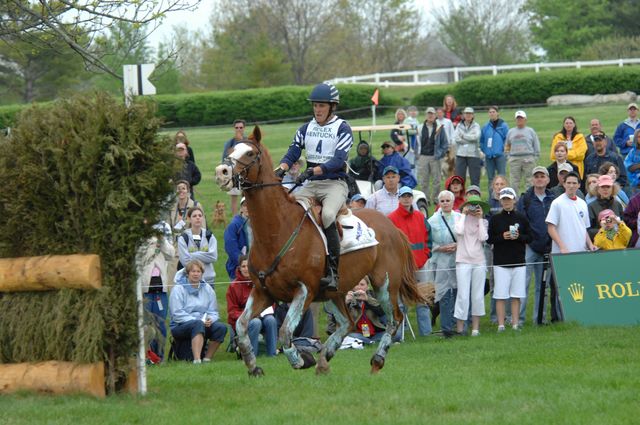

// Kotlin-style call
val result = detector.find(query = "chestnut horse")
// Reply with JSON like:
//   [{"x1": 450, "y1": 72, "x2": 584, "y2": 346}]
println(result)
[{"x1": 215, "y1": 126, "x2": 423, "y2": 376}]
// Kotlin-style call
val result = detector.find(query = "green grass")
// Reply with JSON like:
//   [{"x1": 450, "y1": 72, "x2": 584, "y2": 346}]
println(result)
[
  {"x1": 1, "y1": 323, "x2": 639, "y2": 425},
  {"x1": 2, "y1": 102, "x2": 638, "y2": 423}
]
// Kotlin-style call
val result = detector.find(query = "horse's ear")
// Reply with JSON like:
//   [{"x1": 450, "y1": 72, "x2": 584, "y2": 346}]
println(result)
[{"x1": 249, "y1": 125, "x2": 262, "y2": 144}]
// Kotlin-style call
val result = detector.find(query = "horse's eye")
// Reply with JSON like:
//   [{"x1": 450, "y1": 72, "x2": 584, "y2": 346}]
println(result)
[{"x1": 246, "y1": 152, "x2": 254, "y2": 157}]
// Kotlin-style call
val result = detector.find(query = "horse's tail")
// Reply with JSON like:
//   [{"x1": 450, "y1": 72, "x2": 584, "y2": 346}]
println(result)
[{"x1": 396, "y1": 231, "x2": 426, "y2": 305}]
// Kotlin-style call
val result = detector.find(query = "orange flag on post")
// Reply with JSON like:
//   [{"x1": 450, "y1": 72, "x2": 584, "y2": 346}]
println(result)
[{"x1": 371, "y1": 89, "x2": 379, "y2": 106}]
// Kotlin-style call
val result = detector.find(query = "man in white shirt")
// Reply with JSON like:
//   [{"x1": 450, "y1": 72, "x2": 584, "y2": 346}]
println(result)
[
  {"x1": 365, "y1": 166, "x2": 402, "y2": 216},
  {"x1": 546, "y1": 172, "x2": 597, "y2": 254}
]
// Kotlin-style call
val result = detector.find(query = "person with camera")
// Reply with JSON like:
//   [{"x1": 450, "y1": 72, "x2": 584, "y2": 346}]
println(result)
[
  {"x1": 342, "y1": 278, "x2": 395, "y2": 344},
  {"x1": 594, "y1": 209, "x2": 631, "y2": 250},
  {"x1": 488, "y1": 188, "x2": 531, "y2": 332},
  {"x1": 453, "y1": 194, "x2": 489, "y2": 336}
]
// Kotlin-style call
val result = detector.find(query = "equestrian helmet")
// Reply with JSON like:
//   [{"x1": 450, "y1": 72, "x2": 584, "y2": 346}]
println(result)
[{"x1": 308, "y1": 82, "x2": 340, "y2": 104}]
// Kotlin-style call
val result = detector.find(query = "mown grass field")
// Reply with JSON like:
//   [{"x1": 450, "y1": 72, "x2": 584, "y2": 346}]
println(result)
[{"x1": 1, "y1": 102, "x2": 639, "y2": 424}]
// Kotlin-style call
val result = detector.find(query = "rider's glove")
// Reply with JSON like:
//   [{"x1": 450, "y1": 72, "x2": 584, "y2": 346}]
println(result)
[
  {"x1": 296, "y1": 168, "x2": 314, "y2": 185},
  {"x1": 274, "y1": 167, "x2": 286, "y2": 179}
]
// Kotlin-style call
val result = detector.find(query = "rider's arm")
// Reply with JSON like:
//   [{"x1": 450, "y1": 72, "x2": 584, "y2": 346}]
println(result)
[{"x1": 319, "y1": 122, "x2": 353, "y2": 175}]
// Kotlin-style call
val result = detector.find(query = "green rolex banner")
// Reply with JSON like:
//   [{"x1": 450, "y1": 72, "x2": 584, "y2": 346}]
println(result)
[{"x1": 551, "y1": 248, "x2": 640, "y2": 325}]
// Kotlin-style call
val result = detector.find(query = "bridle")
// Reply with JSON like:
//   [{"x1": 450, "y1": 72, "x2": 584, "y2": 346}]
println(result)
[{"x1": 222, "y1": 139, "x2": 283, "y2": 191}]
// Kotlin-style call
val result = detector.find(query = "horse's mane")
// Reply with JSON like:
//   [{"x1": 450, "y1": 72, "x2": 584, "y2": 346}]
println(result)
[{"x1": 246, "y1": 132, "x2": 298, "y2": 206}]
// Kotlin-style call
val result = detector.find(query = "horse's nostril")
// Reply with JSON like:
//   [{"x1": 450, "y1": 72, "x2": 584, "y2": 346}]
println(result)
[{"x1": 223, "y1": 169, "x2": 228, "y2": 175}]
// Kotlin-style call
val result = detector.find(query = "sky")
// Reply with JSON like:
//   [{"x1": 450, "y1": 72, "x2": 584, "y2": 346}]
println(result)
[{"x1": 147, "y1": 0, "x2": 446, "y2": 47}]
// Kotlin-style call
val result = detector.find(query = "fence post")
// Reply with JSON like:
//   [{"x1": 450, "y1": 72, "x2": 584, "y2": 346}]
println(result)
[
  {"x1": 619, "y1": 59, "x2": 624, "y2": 67},
  {"x1": 535, "y1": 63, "x2": 540, "y2": 73},
  {"x1": 492, "y1": 65, "x2": 498, "y2": 76},
  {"x1": 375, "y1": 73, "x2": 380, "y2": 84},
  {"x1": 453, "y1": 67, "x2": 459, "y2": 82},
  {"x1": 576, "y1": 61, "x2": 581, "y2": 69},
  {"x1": 413, "y1": 71, "x2": 419, "y2": 83}
]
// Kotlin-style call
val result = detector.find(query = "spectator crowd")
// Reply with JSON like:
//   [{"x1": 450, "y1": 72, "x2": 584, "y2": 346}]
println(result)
[{"x1": 138, "y1": 95, "x2": 640, "y2": 364}]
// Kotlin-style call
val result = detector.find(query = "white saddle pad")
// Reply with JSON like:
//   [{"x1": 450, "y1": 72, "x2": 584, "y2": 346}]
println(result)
[{"x1": 337, "y1": 209, "x2": 379, "y2": 254}]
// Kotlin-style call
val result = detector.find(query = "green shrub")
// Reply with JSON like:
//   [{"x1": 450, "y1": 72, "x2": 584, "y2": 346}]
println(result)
[
  {"x1": 153, "y1": 85, "x2": 399, "y2": 127},
  {"x1": 0, "y1": 103, "x2": 28, "y2": 128},
  {"x1": 0, "y1": 92, "x2": 175, "y2": 394},
  {"x1": 410, "y1": 84, "x2": 457, "y2": 108},
  {"x1": 412, "y1": 66, "x2": 640, "y2": 107}
]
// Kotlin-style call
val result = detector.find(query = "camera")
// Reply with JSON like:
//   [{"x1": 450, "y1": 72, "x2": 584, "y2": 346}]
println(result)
[{"x1": 468, "y1": 204, "x2": 480, "y2": 212}]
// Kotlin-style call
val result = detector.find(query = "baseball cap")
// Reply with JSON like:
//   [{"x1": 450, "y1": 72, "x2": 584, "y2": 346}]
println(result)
[
  {"x1": 557, "y1": 163, "x2": 573, "y2": 174},
  {"x1": 398, "y1": 186, "x2": 413, "y2": 197},
  {"x1": 628, "y1": 103, "x2": 638, "y2": 110},
  {"x1": 350, "y1": 194, "x2": 365, "y2": 203},
  {"x1": 597, "y1": 174, "x2": 614, "y2": 187},
  {"x1": 381, "y1": 141, "x2": 394, "y2": 148},
  {"x1": 499, "y1": 187, "x2": 517, "y2": 199},
  {"x1": 598, "y1": 209, "x2": 616, "y2": 222},
  {"x1": 426, "y1": 107, "x2": 436, "y2": 114},
  {"x1": 463, "y1": 107, "x2": 474, "y2": 114},
  {"x1": 383, "y1": 165, "x2": 399, "y2": 175},
  {"x1": 466, "y1": 185, "x2": 481, "y2": 196},
  {"x1": 515, "y1": 110, "x2": 527, "y2": 119},
  {"x1": 532, "y1": 166, "x2": 549, "y2": 177}
]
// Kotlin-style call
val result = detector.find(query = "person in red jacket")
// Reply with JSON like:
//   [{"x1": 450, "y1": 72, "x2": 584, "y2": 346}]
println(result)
[
  {"x1": 388, "y1": 186, "x2": 433, "y2": 335},
  {"x1": 437, "y1": 175, "x2": 466, "y2": 211},
  {"x1": 226, "y1": 256, "x2": 277, "y2": 357}
]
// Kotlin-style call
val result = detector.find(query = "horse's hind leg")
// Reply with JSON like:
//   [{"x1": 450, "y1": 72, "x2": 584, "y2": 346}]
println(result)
[
  {"x1": 316, "y1": 298, "x2": 350, "y2": 375},
  {"x1": 236, "y1": 289, "x2": 271, "y2": 377},
  {"x1": 280, "y1": 282, "x2": 316, "y2": 370},
  {"x1": 371, "y1": 273, "x2": 399, "y2": 374}
]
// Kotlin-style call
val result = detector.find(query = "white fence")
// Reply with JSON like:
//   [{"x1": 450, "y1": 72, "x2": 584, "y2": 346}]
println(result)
[{"x1": 329, "y1": 58, "x2": 640, "y2": 87}]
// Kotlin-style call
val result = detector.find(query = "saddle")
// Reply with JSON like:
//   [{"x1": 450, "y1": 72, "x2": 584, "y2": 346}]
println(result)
[{"x1": 298, "y1": 199, "x2": 378, "y2": 255}]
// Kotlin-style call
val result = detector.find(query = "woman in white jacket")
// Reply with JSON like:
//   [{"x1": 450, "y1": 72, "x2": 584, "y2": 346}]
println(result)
[{"x1": 136, "y1": 221, "x2": 175, "y2": 360}]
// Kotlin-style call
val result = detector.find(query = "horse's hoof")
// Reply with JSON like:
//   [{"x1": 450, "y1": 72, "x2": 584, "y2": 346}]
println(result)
[
  {"x1": 299, "y1": 351, "x2": 317, "y2": 369},
  {"x1": 315, "y1": 365, "x2": 330, "y2": 375},
  {"x1": 248, "y1": 366, "x2": 264, "y2": 377},
  {"x1": 370, "y1": 354, "x2": 385, "y2": 373}
]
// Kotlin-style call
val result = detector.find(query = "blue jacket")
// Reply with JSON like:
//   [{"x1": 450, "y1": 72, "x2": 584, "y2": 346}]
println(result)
[
  {"x1": 379, "y1": 152, "x2": 417, "y2": 188},
  {"x1": 169, "y1": 269, "x2": 220, "y2": 329},
  {"x1": 480, "y1": 119, "x2": 509, "y2": 158},
  {"x1": 516, "y1": 187, "x2": 556, "y2": 254},
  {"x1": 613, "y1": 119, "x2": 640, "y2": 156},
  {"x1": 223, "y1": 214, "x2": 250, "y2": 280},
  {"x1": 584, "y1": 151, "x2": 628, "y2": 188},
  {"x1": 624, "y1": 146, "x2": 640, "y2": 188}
]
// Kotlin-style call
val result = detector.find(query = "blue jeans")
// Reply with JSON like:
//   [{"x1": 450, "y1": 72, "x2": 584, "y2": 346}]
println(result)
[
  {"x1": 485, "y1": 155, "x2": 506, "y2": 195},
  {"x1": 525, "y1": 247, "x2": 546, "y2": 324},
  {"x1": 439, "y1": 288, "x2": 457, "y2": 334},
  {"x1": 144, "y1": 292, "x2": 167, "y2": 359},
  {"x1": 416, "y1": 304, "x2": 432, "y2": 336},
  {"x1": 246, "y1": 315, "x2": 278, "y2": 357},
  {"x1": 171, "y1": 319, "x2": 227, "y2": 343}
]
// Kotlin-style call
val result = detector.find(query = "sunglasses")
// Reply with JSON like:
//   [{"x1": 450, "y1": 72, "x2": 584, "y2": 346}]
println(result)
[{"x1": 235, "y1": 126, "x2": 244, "y2": 130}]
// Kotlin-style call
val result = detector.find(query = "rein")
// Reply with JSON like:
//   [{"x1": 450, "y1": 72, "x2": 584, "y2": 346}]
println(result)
[{"x1": 249, "y1": 208, "x2": 310, "y2": 289}]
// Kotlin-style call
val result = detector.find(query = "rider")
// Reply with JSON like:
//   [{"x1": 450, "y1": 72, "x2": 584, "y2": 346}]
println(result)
[{"x1": 276, "y1": 82, "x2": 353, "y2": 291}]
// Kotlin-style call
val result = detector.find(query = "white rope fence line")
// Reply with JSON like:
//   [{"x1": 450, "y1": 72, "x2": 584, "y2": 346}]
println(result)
[{"x1": 139, "y1": 260, "x2": 550, "y2": 290}]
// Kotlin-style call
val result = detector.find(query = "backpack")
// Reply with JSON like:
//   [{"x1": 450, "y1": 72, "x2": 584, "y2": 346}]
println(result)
[{"x1": 177, "y1": 229, "x2": 214, "y2": 270}]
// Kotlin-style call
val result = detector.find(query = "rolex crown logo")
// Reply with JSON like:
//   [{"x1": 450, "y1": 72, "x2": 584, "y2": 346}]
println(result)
[{"x1": 568, "y1": 283, "x2": 584, "y2": 303}]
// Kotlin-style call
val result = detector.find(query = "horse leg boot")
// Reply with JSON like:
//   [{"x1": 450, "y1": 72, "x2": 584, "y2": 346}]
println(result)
[
  {"x1": 371, "y1": 274, "x2": 398, "y2": 374},
  {"x1": 236, "y1": 295, "x2": 263, "y2": 377},
  {"x1": 281, "y1": 282, "x2": 316, "y2": 370},
  {"x1": 316, "y1": 299, "x2": 350, "y2": 375},
  {"x1": 320, "y1": 222, "x2": 340, "y2": 292}
]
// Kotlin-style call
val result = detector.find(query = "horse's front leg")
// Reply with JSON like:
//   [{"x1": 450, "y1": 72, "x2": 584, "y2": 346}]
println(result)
[
  {"x1": 280, "y1": 282, "x2": 316, "y2": 370},
  {"x1": 236, "y1": 288, "x2": 272, "y2": 377},
  {"x1": 316, "y1": 297, "x2": 351, "y2": 375},
  {"x1": 371, "y1": 273, "x2": 397, "y2": 373}
]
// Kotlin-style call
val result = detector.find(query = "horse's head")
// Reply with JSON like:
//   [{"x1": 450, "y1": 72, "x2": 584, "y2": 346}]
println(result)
[{"x1": 215, "y1": 126, "x2": 264, "y2": 191}]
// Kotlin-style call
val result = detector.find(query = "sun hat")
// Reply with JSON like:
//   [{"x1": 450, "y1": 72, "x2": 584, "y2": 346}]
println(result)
[{"x1": 460, "y1": 195, "x2": 490, "y2": 215}]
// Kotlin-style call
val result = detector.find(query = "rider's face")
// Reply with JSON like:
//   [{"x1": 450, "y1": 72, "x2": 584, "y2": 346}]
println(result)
[{"x1": 313, "y1": 102, "x2": 331, "y2": 123}]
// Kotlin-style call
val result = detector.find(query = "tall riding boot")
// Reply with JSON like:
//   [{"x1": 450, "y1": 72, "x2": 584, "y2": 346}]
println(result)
[{"x1": 320, "y1": 222, "x2": 340, "y2": 292}]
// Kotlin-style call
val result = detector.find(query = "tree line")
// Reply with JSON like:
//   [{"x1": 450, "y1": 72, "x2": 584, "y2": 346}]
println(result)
[{"x1": 1, "y1": 0, "x2": 639, "y2": 104}]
